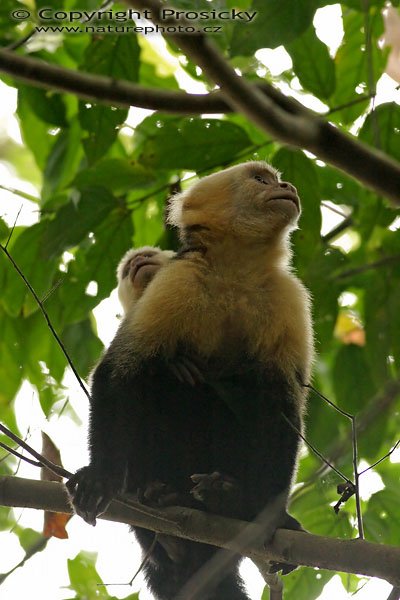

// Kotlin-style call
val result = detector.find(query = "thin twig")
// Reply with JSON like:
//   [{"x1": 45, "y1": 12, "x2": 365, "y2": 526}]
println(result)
[
  {"x1": 334, "y1": 254, "x2": 400, "y2": 280},
  {"x1": 0, "y1": 441, "x2": 42, "y2": 468},
  {"x1": 0, "y1": 423, "x2": 71, "y2": 479},
  {"x1": 305, "y1": 384, "x2": 364, "y2": 538},
  {"x1": 0, "y1": 243, "x2": 90, "y2": 401},
  {"x1": 325, "y1": 92, "x2": 376, "y2": 116},
  {"x1": 322, "y1": 216, "x2": 354, "y2": 243},
  {"x1": 5, "y1": 30, "x2": 37, "y2": 52},
  {"x1": 280, "y1": 413, "x2": 351, "y2": 484},
  {"x1": 359, "y1": 439, "x2": 400, "y2": 476},
  {"x1": 96, "y1": 534, "x2": 157, "y2": 588},
  {"x1": 5, "y1": 205, "x2": 23, "y2": 250}
]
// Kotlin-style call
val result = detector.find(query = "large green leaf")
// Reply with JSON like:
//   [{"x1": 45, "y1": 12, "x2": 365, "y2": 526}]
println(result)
[
  {"x1": 272, "y1": 149, "x2": 321, "y2": 264},
  {"x1": 359, "y1": 103, "x2": 400, "y2": 163},
  {"x1": 40, "y1": 186, "x2": 116, "y2": 258},
  {"x1": 42, "y1": 118, "x2": 84, "y2": 200},
  {"x1": 0, "y1": 309, "x2": 24, "y2": 403},
  {"x1": 2, "y1": 223, "x2": 58, "y2": 317},
  {"x1": 286, "y1": 25, "x2": 336, "y2": 99},
  {"x1": 329, "y1": 9, "x2": 386, "y2": 124},
  {"x1": 333, "y1": 344, "x2": 377, "y2": 412},
  {"x1": 62, "y1": 319, "x2": 103, "y2": 377},
  {"x1": 230, "y1": 0, "x2": 318, "y2": 55},
  {"x1": 78, "y1": 35, "x2": 140, "y2": 164},
  {"x1": 265, "y1": 568, "x2": 332, "y2": 600},
  {"x1": 18, "y1": 86, "x2": 67, "y2": 127},
  {"x1": 137, "y1": 117, "x2": 252, "y2": 170},
  {"x1": 74, "y1": 159, "x2": 159, "y2": 194},
  {"x1": 17, "y1": 89, "x2": 54, "y2": 170}
]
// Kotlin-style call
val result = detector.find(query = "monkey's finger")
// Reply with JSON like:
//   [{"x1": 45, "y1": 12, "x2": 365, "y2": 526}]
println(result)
[
  {"x1": 181, "y1": 357, "x2": 205, "y2": 384},
  {"x1": 176, "y1": 363, "x2": 196, "y2": 386},
  {"x1": 169, "y1": 364, "x2": 185, "y2": 384}
]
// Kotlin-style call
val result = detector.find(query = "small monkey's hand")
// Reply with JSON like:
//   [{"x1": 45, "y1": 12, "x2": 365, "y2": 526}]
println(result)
[
  {"x1": 66, "y1": 465, "x2": 126, "y2": 526},
  {"x1": 168, "y1": 355, "x2": 205, "y2": 386}
]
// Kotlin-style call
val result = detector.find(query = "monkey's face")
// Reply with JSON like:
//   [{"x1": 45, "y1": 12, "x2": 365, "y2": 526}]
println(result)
[
  {"x1": 232, "y1": 162, "x2": 301, "y2": 238},
  {"x1": 117, "y1": 247, "x2": 174, "y2": 313},
  {"x1": 168, "y1": 161, "x2": 301, "y2": 242}
]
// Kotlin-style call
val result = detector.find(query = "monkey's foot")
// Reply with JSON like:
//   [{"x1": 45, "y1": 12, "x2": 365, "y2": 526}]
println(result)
[
  {"x1": 137, "y1": 481, "x2": 187, "y2": 563},
  {"x1": 138, "y1": 480, "x2": 183, "y2": 508},
  {"x1": 66, "y1": 465, "x2": 126, "y2": 526},
  {"x1": 190, "y1": 471, "x2": 240, "y2": 514},
  {"x1": 268, "y1": 512, "x2": 305, "y2": 575}
]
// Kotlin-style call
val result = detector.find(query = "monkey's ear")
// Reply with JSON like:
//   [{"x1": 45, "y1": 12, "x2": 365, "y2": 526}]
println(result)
[{"x1": 167, "y1": 191, "x2": 185, "y2": 228}]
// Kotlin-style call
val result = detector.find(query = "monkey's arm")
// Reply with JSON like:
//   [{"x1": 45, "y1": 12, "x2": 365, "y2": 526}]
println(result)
[{"x1": 66, "y1": 357, "x2": 141, "y2": 525}]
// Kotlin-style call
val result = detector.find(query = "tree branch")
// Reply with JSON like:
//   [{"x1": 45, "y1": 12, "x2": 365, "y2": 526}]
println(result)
[
  {"x1": 1, "y1": 44, "x2": 400, "y2": 202},
  {"x1": 127, "y1": 0, "x2": 400, "y2": 205},
  {"x1": 1, "y1": 476, "x2": 400, "y2": 586},
  {"x1": 1, "y1": 46, "x2": 400, "y2": 202}
]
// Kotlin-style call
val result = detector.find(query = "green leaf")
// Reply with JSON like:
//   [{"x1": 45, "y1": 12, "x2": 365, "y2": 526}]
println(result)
[
  {"x1": 132, "y1": 193, "x2": 165, "y2": 248},
  {"x1": 17, "y1": 89, "x2": 54, "y2": 170},
  {"x1": 82, "y1": 34, "x2": 140, "y2": 81},
  {"x1": 341, "y1": 0, "x2": 385, "y2": 9},
  {"x1": 67, "y1": 552, "x2": 108, "y2": 598},
  {"x1": 18, "y1": 86, "x2": 67, "y2": 127},
  {"x1": 266, "y1": 568, "x2": 332, "y2": 600},
  {"x1": 74, "y1": 159, "x2": 159, "y2": 194},
  {"x1": 42, "y1": 118, "x2": 84, "y2": 200},
  {"x1": 78, "y1": 35, "x2": 140, "y2": 163},
  {"x1": 41, "y1": 186, "x2": 116, "y2": 258},
  {"x1": 329, "y1": 10, "x2": 386, "y2": 124},
  {"x1": 84, "y1": 208, "x2": 134, "y2": 298},
  {"x1": 0, "y1": 309, "x2": 24, "y2": 403},
  {"x1": 15, "y1": 527, "x2": 45, "y2": 553},
  {"x1": 0, "y1": 218, "x2": 8, "y2": 242},
  {"x1": 359, "y1": 103, "x2": 400, "y2": 163},
  {"x1": 333, "y1": 344, "x2": 377, "y2": 412},
  {"x1": 2, "y1": 223, "x2": 58, "y2": 317},
  {"x1": 137, "y1": 116, "x2": 251, "y2": 170},
  {"x1": 364, "y1": 487, "x2": 400, "y2": 545},
  {"x1": 79, "y1": 103, "x2": 127, "y2": 165},
  {"x1": 363, "y1": 272, "x2": 396, "y2": 386},
  {"x1": 305, "y1": 247, "x2": 346, "y2": 347},
  {"x1": 62, "y1": 319, "x2": 103, "y2": 377},
  {"x1": 286, "y1": 25, "x2": 336, "y2": 99},
  {"x1": 318, "y1": 163, "x2": 366, "y2": 209},
  {"x1": 230, "y1": 0, "x2": 318, "y2": 55},
  {"x1": 291, "y1": 481, "x2": 354, "y2": 538},
  {"x1": 272, "y1": 149, "x2": 321, "y2": 264}
]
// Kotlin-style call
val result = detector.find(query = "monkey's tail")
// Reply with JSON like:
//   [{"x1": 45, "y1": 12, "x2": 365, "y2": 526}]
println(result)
[{"x1": 134, "y1": 528, "x2": 250, "y2": 600}]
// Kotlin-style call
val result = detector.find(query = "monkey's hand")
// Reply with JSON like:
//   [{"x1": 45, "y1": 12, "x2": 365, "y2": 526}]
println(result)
[
  {"x1": 268, "y1": 512, "x2": 306, "y2": 575},
  {"x1": 66, "y1": 466, "x2": 126, "y2": 526},
  {"x1": 190, "y1": 471, "x2": 241, "y2": 515},
  {"x1": 168, "y1": 355, "x2": 205, "y2": 386}
]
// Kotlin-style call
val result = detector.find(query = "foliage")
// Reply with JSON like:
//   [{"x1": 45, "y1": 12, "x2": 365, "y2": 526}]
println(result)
[{"x1": 1, "y1": 1, "x2": 400, "y2": 599}]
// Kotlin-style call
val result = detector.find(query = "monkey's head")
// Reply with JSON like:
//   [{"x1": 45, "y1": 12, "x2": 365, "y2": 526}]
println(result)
[
  {"x1": 117, "y1": 246, "x2": 175, "y2": 313},
  {"x1": 168, "y1": 161, "x2": 300, "y2": 245}
]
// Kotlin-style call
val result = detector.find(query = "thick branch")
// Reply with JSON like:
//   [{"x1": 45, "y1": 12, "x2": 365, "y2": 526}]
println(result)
[{"x1": 1, "y1": 476, "x2": 400, "y2": 586}]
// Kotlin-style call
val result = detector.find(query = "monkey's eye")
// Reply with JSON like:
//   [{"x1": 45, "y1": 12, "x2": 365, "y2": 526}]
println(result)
[{"x1": 254, "y1": 174, "x2": 268, "y2": 185}]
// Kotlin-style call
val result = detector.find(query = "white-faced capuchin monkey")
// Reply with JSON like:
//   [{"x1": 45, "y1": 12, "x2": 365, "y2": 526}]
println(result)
[{"x1": 67, "y1": 161, "x2": 314, "y2": 600}]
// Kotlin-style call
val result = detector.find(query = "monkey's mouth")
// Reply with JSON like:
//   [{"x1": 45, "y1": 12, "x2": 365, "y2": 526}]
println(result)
[
  {"x1": 129, "y1": 260, "x2": 159, "y2": 283},
  {"x1": 266, "y1": 192, "x2": 300, "y2": 211}
]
